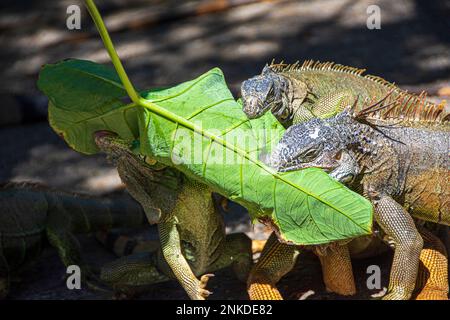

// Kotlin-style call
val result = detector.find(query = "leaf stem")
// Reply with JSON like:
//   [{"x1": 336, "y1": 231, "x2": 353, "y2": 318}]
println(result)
[{"x1": 84, "y1": 0, "x2": 140, "y2": 103}]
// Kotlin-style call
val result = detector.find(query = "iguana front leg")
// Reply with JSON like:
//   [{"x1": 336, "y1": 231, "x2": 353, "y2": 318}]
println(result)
[
  {"x1": 293, "y1": 91, "x2": 355, "y2": 123},
  {"x1": 315, "y1": 244, "x2": 356, "y2": 295},
  {"x1": 371, "y1": 193, "x2": 423, "y2": 300},
  {"x1": 158, "y1": 219, "x2": 212, "y2": 300},
  {"x1": 248, "y1": 233, "x2": 355, "y2": 299},
  {"x1": 247, "y1": 233, "x2": 300, "y2": 300}
]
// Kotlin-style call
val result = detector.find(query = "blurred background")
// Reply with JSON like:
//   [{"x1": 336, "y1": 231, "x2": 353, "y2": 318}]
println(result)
[{"x1": 0, "y1": 0, "x2": 449, "y2": 299}]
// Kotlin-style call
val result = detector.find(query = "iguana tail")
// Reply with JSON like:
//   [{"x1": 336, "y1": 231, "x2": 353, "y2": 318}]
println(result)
[
  {"x1": 1, "y1": 181, "x2": 147, "y2": 234},
  {"x1": 45, "y1": 191, "x2": 148, "y2": 234},
  {"x1": 95, "y1": 230, "x2": 159, "y2": 257}
]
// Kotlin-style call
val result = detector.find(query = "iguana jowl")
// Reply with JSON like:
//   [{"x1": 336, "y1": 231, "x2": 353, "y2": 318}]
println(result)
[
  {"x1": 0, "y1": 182, "x2": 147, "y2": 298},
  {"x1": 241, "y1": 60, "x2": 449, "y2": 300},
  {"x1": 268, "y1": 99, "x2": 449, "y2": 299},
  {"x1": 93, "y1": 131, "x2": 253, "y2": 300}
]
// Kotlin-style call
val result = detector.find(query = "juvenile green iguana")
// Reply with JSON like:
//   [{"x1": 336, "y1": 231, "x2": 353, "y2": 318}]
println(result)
[
  {"x1": 0, "y1": 181, "x2": 147, "y2": 298},
  {"x1": 241, "y1": 60, "x2": 449, "y2": 300},
  {"x1": 266, "y1": 98, "x2": 449, "y2": 300},
  {"x1": 93, "y1": 131, "x2": 253, "y2": 300}
]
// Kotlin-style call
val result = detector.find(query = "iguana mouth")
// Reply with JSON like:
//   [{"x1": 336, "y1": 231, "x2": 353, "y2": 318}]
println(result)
[
  {"x1": 277, "y1": 164, "x2": 335, "y2": 173},
  {"x1": 242, "y1": 97, "x2": 269, "y2": 119}
]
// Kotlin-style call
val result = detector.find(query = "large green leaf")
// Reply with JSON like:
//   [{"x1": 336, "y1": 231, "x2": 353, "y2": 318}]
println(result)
[{"x1": 38, "y1": 59, "x2": 373, "y2": 245}]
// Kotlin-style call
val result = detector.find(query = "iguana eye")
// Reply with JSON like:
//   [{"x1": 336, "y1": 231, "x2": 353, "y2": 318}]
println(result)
[
  {"x1": 280, "y1": 108, "x2": 290, "y2": 120},
  {"x1": 301, "y1": 147, "x2": 321, "y2": 162}
]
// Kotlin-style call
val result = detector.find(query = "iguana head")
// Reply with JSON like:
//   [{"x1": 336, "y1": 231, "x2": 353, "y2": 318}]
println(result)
[
  {"x1": 94, "y1": 131, "x2": 135, "y2": 161},
  {"x1": 241, "y1": 65, "x2": 292, "y2": 121},
  {"x1": 94, "y1": 131, "x2": 162, "y2": 168},
  {"x1": 269, "y1": 111, "x2": 361, "y2": 182},
  {"x1": 241, "y1": 64, "x2": 311, "y2": 125}
]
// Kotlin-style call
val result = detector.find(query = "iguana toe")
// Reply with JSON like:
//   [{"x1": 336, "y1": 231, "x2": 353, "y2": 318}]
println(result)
[
  {"x1": 199, "y1": 273, "x2": 214, "y2": 288},
  {"x1": 191, "y1": 274, "x2": 214, "y2": 300},
  {"x1": 198, "y1": 288, "x2": 213, "y2": 299}
]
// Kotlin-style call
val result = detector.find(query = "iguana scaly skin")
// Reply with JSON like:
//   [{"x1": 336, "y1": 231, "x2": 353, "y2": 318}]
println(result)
[
  {"x1": 0, "y1": 181, "x2": 147, "y2": 298},
  {"x1": 241, "y1": 60, "x2": 448, "y2": 300},
  {"x1": 93, "y1": 131, "x2": 253, "y2": 300},
  {"x1": 268, "y1": 97, "x2": 449, "y2": 299}
]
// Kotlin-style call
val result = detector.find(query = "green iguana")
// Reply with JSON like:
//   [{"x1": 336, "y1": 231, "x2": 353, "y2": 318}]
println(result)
[
  {"x1": 240, "y1": 60, "x2": 447, "y2": 127},
  {"x1": 241, "y1": 60, "x2": 449, "y2": 300},
  {"x1": 266, "y1": 97, "x2": 449, "y2": 300},
  {"x1": 0, "y1": 181, "x2": 147, "y2": 299},
  {"x1": 93, "y1": 131, "x2": 253, "y2": 300}
]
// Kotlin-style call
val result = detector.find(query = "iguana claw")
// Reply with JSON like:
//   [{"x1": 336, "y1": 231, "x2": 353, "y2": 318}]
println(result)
[{"x1": 196, "y1": 274, "x2": 214, "y2": 299}]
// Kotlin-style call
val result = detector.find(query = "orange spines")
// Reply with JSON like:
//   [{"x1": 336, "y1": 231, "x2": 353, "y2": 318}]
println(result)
[{"x1": 354, "y1": 89, "x2": 448, "y2": 125}]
